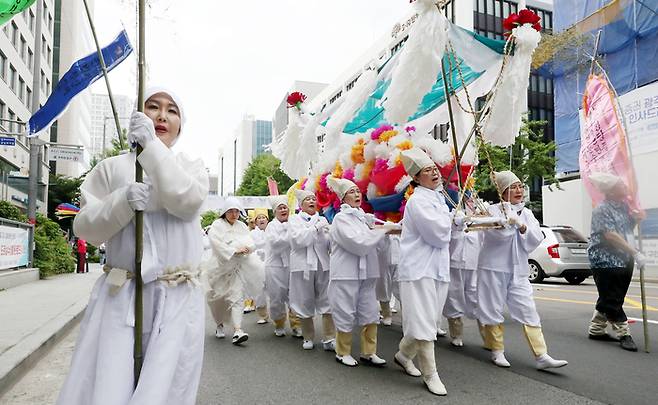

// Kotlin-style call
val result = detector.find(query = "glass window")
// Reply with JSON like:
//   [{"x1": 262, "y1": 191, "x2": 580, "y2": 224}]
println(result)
[
  {"x1": 11, "y1": 22, "x2": 18, "y2": 48},
  {"x1": 494, "y1": 0, "x2": 501, "y2": 17},
  {"x1": 478, "y1": 0, "x2": 485, "y2": 13},
  {"x1": 0, "y1": 52, "x2": 5, "y2": 81},
  {"x1": 539, "y1": 76, "x2": 546, "y2": 93},
  {"x1": 486, "y1": 0, "x2": 494, "y2": 15},
  {"x1": 26, "y1": 87, "x2": 31, "y2": 107},
  {"x1": 547, "y1": 78, "x2": 553, "y2": 94},
  {"x1": 27, "y1": 49, "x2": 33, "y2": 72},
  {"x1": 19, "y1": 78, "x2": 25, "y2": 101},
  {"x1": 9, "y1": 66, "x2": 16, "y2": 92}
]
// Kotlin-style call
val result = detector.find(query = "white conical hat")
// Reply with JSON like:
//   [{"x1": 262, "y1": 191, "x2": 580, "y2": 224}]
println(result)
[
  {"x1": 400, "y1": 147, "x2": 435, "y2": 177},
  {"x1": 493, "y1": 170, "x2": 521, "y2": 193},
  {"x1": 327, "y1": 176, "x2": 359, "y2": 200},
  {"x1": 295, "y1": 189, "x2": 315, "y2": 204},
  {"x1": 270, "y1": 195, "x2": 289, "y2": 211}
]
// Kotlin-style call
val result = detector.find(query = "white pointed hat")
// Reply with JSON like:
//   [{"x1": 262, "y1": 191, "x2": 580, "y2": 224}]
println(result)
[
  {"x1": 327, "y1": 176, "x2": 359, "y2": 200},
  {"x1": 400, "y1": 147, "x2": 435, "y2": 177}
]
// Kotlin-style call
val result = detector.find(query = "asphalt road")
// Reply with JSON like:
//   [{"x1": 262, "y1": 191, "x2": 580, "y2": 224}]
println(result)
[{"x1": 4, "y1": 278, "x2": 657, "y2": 405}]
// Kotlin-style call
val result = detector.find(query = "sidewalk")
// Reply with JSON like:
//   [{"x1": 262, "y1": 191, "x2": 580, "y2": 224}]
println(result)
[
  {"x1": 0, "y1": 264, "x2": 102, "y2": 397},
  {"x1": 633, "y1": 264, "x2": 658, "y2": 284}
]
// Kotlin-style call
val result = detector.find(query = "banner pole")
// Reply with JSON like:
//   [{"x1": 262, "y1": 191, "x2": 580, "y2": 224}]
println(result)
[{"x1": 82, "y1": 0, "x2": 125, "y2": 149}]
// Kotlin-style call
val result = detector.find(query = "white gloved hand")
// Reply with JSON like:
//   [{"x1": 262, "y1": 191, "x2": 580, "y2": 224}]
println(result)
[
  {"x1": 126, "y1": 183, "x2": 151, "y2": 211},
  {"x1": 635, "y1": 252, "x2": 647, "y2": 268},
  {"x1": 127, "y1": 111, "x2": 156, "y2": 149},
  {"x1": 364, "y1": 213, "x2": 377, "y2": 228},
  {"x1": 506, "y1": 211, "x2": 523, "y2": 229},
  {"x1": 453, "y1": 210, "x2": 470, "y2": 227}
]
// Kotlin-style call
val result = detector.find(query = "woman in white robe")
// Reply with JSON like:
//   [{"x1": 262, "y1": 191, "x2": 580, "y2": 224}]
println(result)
[
  {"x1": 205, "y1": 198, "x2": 265, "y2": 344},
  {"x1": 288, "y1": 189, "x2": 336, "y2": 351},
  {"x1": 376, "y1": 234, "x2": 401, "y2": 326},
  {"x1": 249, "y1": 208, "x2": 270, "y2": 324},
  {"x1": 57, "y1": 87, "x2": 208, "y2": 405},
  {"x1": 327, "y1": 176, "x2": 390, "y2": 367},
  {"x1": 265, "y1": 196, "x2": 302, "y2": 337},
  {"x1": 477, "y1": 170, "x2": 568, "y2": 370},
  {"x1": 443, "y1": 197, "x2": 481, "y2": 347},
  {"x1": 394, "y1": 148, "x2": 456, "y2": 396}
]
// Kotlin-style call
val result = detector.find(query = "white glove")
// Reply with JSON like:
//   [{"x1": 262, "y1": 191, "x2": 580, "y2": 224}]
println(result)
[
  {"x1": 453, "y1": 210, "x2": 470, "y2": 227},
  {"x1": 364, "y1": 213, "x2": 377, "y2": 228},
  {"x1": 506, "y1": 211, "x2": 523, "y2": 229},
  {"x1": 128, "y1": 111, "x2": 156, "y2": 149},
  {"x1": 635, "y1": 252, "x2": 647, "y2": 268},
  {"x1": 126, "y1": 183, "x2": 151, "y2": 211}
]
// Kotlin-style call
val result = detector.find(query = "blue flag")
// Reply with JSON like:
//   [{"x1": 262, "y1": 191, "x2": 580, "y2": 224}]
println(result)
[{"x1": 27, "y1": 30, "x2": 133, "y2": 137}]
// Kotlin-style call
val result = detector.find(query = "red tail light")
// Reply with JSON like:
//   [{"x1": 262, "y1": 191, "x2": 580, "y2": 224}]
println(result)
[{"x1": 547, "y1": 244, "x2": 560, "y2": 259}]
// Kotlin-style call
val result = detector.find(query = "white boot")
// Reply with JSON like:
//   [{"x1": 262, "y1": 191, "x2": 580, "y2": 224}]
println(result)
[
  {"x1": 451, "y1": 337, "x2": 463, "y2": 347},
  {"x1": 382, "y1": 316, "x2": 393, "y2": 326},
  {"x1": 322, "y1": 339, "x2": 336, "y2": 352},
  {"x1": 215, "y1": 324, "x2": 225, "y2": 339},
  {"x1": 536, "y1": 353, "x2": 568, "y2": 370},
  {"x1": 302, "y1": 340, "x2": 314, "y2": 350},
  {"x1": 360, "y1": 353, "x2": 387, "y2": 367},
  {"x1": 394, "y1": 351, "x2": 421, "y2": 377},
  {"x1": 232, "y1": 330, "x2": 248, "y2": 345},
  {"x1": 491, "y1": 350, "x2": 511, "y2": 367},
  {"x1": 274, "y1": 328, "x2": 286, "y2": 337},
  {"x1": 422, "y1": 372, "x2": 447, "y2": 396}
]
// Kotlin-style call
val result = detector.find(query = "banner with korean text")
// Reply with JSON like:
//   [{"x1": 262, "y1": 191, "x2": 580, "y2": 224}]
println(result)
[
  {"x1": 0, "y1": 225, "x2": 29, "y2": 270},
  {"x1": 619, "y1": 80, "x2": 658, "y2": 156},
  {"x1": 579, "y1": 74, "x2": 642, "y2": 212}
]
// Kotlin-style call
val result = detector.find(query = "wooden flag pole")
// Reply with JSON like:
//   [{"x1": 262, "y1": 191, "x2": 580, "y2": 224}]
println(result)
[
  {"x1": 133, "y1": 0, "x2": 146, "y2": 387},
  {"x1": 81, "y1": 0, "x2": 125, "y2": 150}
]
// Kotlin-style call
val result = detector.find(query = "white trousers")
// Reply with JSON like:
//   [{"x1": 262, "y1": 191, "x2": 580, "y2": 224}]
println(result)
[
  {"x1": 289, "y1": 270, "x2": 331, "y2": 318},
  {"x1": 207, "y1": 293, "x2": 244, "y2": 330},
  {"x1": 400, "y1": 278, "x2": 449, "y2": 341},
  {"x1": 477, "y1": 270, "x2": 541, "y2": 326},
  {"x1": 443, "y1": 267, "x2": 477, "y2": 319},
  {"x1": 328, "y1": 278, "x2": 379, "y2": 332},
  {"x1": 376, "y1": 264, "x2": 399, "y2": 302},
  {"x1": 266, "y1": 265, "x2": 290, "y2": 321}
]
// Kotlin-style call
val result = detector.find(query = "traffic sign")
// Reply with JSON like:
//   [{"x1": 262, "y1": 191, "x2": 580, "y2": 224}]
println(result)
[{"x1": 0, "y1": 137, "x2": 15, "y2": 146}]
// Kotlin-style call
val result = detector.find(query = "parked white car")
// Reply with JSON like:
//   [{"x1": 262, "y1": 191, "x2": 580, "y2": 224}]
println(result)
[{"x1": 528, "y1": 225, "x2": 591, "y2": 285}]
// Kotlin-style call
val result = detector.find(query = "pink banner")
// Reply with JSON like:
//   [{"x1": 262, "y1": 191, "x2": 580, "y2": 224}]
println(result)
[
  {"x1": 579, "y1": 74, "x2": 642, "y2": 212},
  {"x1": 267, "y1": 177, "x2": 279, "y2": 196}
]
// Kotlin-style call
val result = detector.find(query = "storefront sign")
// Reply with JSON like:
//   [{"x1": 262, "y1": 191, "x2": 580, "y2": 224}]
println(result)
[{"x1": 0, "y1": 225, "x2": 29, "y2": 270}]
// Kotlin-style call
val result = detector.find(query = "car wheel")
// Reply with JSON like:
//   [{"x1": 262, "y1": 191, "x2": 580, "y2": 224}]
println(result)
[
  {"x1": 565, "y1": 275, "x2": 587, "y2": 285},
  {"x1": 528, "y1": 261, "x2": 545, "y2": 283}
]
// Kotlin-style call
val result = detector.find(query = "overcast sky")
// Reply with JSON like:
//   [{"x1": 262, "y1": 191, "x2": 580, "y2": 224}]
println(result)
[{"x1": 91, "y1": 0, "x2": 411, "y2": 172}]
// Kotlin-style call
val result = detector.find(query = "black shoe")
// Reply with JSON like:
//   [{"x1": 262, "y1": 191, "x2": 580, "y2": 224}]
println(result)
[
  {"x1": 619, "y1": 335, "x2": 638, "y2": 352},
  {"x1": 588, "y1": 333, "x2": 619, "y2": 342}
]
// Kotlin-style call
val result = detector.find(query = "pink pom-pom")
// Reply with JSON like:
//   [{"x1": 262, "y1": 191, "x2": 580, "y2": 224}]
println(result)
[{"x1": 343, "y1": 168, "x2": 355, "y2": 181}]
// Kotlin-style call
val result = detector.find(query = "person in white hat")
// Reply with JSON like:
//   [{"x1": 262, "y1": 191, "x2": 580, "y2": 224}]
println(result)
[
  {"x1": 59, "y1": 86, "x2": 208, "y2": 405},
  {"x1": 376, "y1": 231, "x2": 401, "y2": 327},
  {"x1": 265, "y1": 196, "x2": 302, "y2": 337},
  {"x1": 205, "y1": 198, "x2": 265, "y2": 345},
  {"x1": 394, "y1": 147, "x2": 456, "y2": 396},
  {"x1": 587, "y1": 172, "x2": 646, "y2": 351},
  {"x1": 249, "y1": 208, "x2": 271, "y2": 324},
  {"x1": 443, "y1": 194, "x2": 481, "y2": 348},
  {"x1": 288, "y1": 188, "x2": 336, "y2": 351},
  {"x1": 476, "y1": 170, "x2": 568, "y2": 370},
  {"x1": 327, "y1": 176, "x2": 391, "y2": 367}
]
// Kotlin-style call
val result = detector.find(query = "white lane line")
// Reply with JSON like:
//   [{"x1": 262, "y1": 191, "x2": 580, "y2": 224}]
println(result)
[{"x1": 628, "y1": 317, "x2": 658, "y2": 325}]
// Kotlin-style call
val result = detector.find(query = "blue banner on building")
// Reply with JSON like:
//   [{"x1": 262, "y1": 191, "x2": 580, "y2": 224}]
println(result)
[{"x1": 27, "y1": 30, "x2": 133, "y2": 137}]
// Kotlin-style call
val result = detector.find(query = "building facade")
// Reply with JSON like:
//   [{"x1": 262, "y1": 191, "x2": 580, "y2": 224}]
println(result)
[
  {"x1": 0, "y1": 1, "x2": 55, "y2": 213},
  {"x1": 50, "y1": 0, "x2": 96, "y2": 177},
  {"x1": 218, "y1": 115, "x2": 273, "y2": 196},
  {"x1": 89, "y1": 92, "x2": 132, "y2": 158}
]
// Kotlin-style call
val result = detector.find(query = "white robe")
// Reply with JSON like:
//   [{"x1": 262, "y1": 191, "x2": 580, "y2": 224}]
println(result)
[
  {"x1": 249, "y1": 227, "x2": 268, "y2": 307},
  {"x1": 58, "y1": 140, "x2": 209, "y2": 405},
  {"x1": 328, "y1": 205, "x2": 386, "y2": 332},
  {"x1": 288, "y1": 212, "x2": 331, "y2": 318},
  {"x1": 264, "y1": 218, "x2": 291, "y2": 321},
  {"x1": 444, "y1": 226, "x2": 481, "y2": 320},
  {"x1": 376, "y1": 234, "x2": 400, "y2": 302},
  {"x1": 476, "y1": 202, "x2": 544, "y2": 326},
  {"x1": 398, "y1": 186, "x2": 452, "y2": 341},
  {"x1": 205, "y1": 219, "x2": 265, "y2": 304}
]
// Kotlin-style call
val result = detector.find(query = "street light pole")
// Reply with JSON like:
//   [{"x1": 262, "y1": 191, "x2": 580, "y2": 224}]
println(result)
[{"x1": 27, "y1": 0, "x2": 44, "y2": 224}]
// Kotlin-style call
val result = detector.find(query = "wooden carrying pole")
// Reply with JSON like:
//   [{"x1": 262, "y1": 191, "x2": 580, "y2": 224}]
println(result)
[
  {"x1": 134, "y1": 0, "x2": 146, "y2": 386},
  {"x1": 81, "y1": 0, "x2": 125, "y2": 150},
  {"x1": 440, "y1": 56, "x2": 464, "y2": 194}
]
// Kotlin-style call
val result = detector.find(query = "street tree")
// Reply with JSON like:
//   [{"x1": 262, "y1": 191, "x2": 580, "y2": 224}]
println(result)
[{"x1": 236, "y1": 154, "x2": 295, "y2": 196}]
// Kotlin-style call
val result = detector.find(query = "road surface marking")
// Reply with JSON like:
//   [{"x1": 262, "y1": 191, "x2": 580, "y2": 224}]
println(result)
[
  {"x1": 533, "y1": 296, "x2": 658, "y2": 312},
  {"x1": 624, "y1": 297, "x2": 658, "y2": 311},
  {"x1": 534, "y1": 286, "x2": 658, "y2": 301},
  {"x1": 628, "y1": 317, "x2": 658, "y2": 325}
]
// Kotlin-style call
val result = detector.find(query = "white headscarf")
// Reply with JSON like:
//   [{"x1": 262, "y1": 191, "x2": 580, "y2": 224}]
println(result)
[
  {"x1": 141, "y1": 86, "x2": 186, "y2": 146},
  {"x1": 218, "y1": 197, "x2": 246, "y2": 218},
  {"x1": 493, "y1": 170, "x2": 522, "y2": 194}
]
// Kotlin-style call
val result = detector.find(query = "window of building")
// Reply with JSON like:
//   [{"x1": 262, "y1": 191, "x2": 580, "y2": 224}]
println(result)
[
  {"x1": 45, "y1": 78, "x2": 50, "y2": 94},
  {"x1": 11, "y1": 22, "x2": 18, "y2": 49},
  {"x1": 40, "y1": 70, "x2": 45, "y2": 92},
  {"x1": 46, "y1": 45, "x2": 51, "y2": 66},
  {"x1": 26, "y1": 87, "x2": 31, "y2": 108},
  {"x1": 19, "y1": 78, "x2": 25, "y2": 102},
  {"x1": 20, "y1": 36, "x2": 26, "y2": 61},
  {"x1": 41, "y1": 36, "x2": 46, "y2": 58},
  {"x1": 9, "y1": 66, "x2": 16, "y2": 93},
  {"x1": 27, "y1": 49, "x2": 33, "y2": 72},
  {"x1": 8, "y1": 109, "x2": 15, "y2": 133},
  {"x1": 0, "y1": 51, "x2": 6, "y2": 81},
  {"x1": 29, "y1": 9, "x2": 35, "y2": 33},
  {"x1": 48, "y1": 13, "x2": 53, "y2": 33}
]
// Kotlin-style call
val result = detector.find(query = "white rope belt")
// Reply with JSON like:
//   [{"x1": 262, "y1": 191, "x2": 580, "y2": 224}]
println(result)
[{"x1": 103, "y1": 264, "x2": 200, "y2": 296}]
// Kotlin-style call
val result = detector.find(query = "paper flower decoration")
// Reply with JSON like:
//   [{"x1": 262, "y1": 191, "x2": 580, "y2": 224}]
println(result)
[
  {"x1": 287, "y1": 91, "x2": 307, "y2": 110},
  {"x1": 503, "y1": 9, "x2": 541, "y2": 37}
]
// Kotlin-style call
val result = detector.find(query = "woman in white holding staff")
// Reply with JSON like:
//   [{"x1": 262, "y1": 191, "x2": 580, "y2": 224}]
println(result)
[
  {"x1": 58, "y1": 87, "x2": 208, "y2": 405},
  {"x1": 394, "y1": 148, "x2": 459, "y2": 396},
  {"x1": 477, "y1": 170, "x2": 568, "y2": 370},
  {"x1": 327, "y1": 176, "x2": 391, "y2": 367}
]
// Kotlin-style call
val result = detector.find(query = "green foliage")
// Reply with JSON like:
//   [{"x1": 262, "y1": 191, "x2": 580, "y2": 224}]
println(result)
[
  {"x1": 200, "y1": 210, "x2": 219, "y2": 228},
  {"x1": 33, "y1": 213, "x2": 75, "y2": 278},
  {"x1": 47, "y1": 174, "x2": 83, "y2": 222},
  {"x1": 88, "y1": 131, "x2": 129, "y2": 170},
  {"x1": 236, "y1": 154, "x2": 295, "y2": 196},
  {"x1": 0, "y1": 200, "x2": 27, "y2": 222},
  {"x1": 475, "y1": 119, "x2": 558, "y2": 206}
]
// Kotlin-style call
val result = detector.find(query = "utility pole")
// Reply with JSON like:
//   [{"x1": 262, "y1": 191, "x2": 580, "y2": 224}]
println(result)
[{"x1": 28, "y1": 0, "x2": 44, "y2": 224}]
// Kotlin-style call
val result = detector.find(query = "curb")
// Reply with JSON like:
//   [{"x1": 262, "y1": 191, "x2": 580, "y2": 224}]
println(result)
[{"x1": 0, "y1": 299, "x2": 87, "y2": 398}]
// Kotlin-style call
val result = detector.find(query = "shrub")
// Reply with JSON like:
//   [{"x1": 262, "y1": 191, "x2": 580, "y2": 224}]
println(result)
[{"x1": 33, "y1": 213, "x2": 75, "y2": 278}]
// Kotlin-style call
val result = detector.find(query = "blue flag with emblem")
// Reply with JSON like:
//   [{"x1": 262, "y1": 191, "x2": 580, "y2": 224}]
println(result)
[{"x1": 26, "y1": 30, "x2": 133, "y2": 137}]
